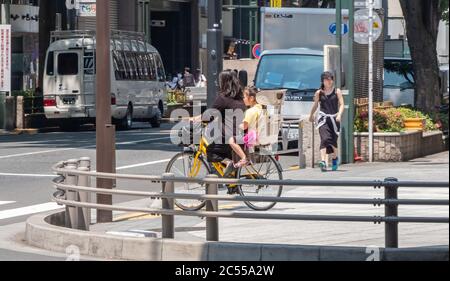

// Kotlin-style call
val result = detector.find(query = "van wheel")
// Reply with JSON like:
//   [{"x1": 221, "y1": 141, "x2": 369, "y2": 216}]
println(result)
[
  {"x1": 150, "y1": 108, "x2": 162, "y2": 128},
  {"x1": 119, "y1": 106, "x2": 133, "y2": 130}
]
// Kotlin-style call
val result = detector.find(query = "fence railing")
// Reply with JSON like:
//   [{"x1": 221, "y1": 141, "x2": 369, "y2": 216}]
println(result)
[{"x1": 51, "y1": 158, "x2": 449, "y2": 248}]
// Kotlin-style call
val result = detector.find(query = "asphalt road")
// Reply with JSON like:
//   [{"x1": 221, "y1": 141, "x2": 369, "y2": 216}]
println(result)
[
  {"x1": 0, "y1": 122, "x2": 300, "y2": 260},
  {"x1": 0, "y1": 122, "x2": 185, "y2": 260}
]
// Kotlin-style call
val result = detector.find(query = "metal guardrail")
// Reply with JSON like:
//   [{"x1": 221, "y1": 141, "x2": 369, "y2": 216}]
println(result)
[{"x1": 51, "y1": 158, "x2": 449, "y2": 248}]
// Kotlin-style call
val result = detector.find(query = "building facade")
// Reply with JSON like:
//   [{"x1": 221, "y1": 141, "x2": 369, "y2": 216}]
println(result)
[{"x1": 1, "y1": 0, "x2": 39, "y2": 93}]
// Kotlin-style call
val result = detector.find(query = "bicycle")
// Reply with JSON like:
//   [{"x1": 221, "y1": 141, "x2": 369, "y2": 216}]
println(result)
[{"x1": 166, "y1": 123, "x2": 284, "y2": 211}]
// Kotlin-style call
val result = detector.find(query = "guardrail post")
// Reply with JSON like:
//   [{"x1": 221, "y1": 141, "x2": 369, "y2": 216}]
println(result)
[
  {"x1": 384, "y1": 177, "x2": 399, "y2": 248},
  {"x1": 65, "y1": 159, "x2": 79, "y2": 229},
  {"x1": 162, "y1": 173, "x2": 175, "y2": 239},
  {"x1": 206, "y1": 174, "x2": 219, "y2": 242},
  {"x1": 77, "y1": 157, "x2": 91, "y2": 231},
  {"x1": 298, "y1": 120, "x2": 306, "y2": 169},
  {"x1": 311, "y1": 121, "x2": 315, "y2": 168}
]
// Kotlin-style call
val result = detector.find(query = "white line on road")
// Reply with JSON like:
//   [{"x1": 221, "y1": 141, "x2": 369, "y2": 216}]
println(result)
[
  {"x1": 0, "y1": 136, "x2": 171, "y2": 160},
  {"x1": 0, "y1": 202, "x2": 63, "y2": 220},
  {"x1": 116, "y1": 159, "x2": 172, "y2": 170},
  {"x1": 0, "y1": 201, "x2": 15, "y2": 206},
  {"x1": 0, "y1": 156, "x2": 173, "y2": 177}
]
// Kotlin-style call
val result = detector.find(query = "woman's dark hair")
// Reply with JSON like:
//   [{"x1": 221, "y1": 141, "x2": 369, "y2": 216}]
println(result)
[
  {"x1": 219, "y1": 70, "x2": 243, "y2": 99},
  {"x1": 320, "y1": 71, "x2": 335, "y2": 94}
]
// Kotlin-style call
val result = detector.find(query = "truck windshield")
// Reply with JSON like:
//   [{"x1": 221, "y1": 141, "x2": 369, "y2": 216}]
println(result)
[{"x1": 255, "y1": 54, "x2": 323, "y2": 90}]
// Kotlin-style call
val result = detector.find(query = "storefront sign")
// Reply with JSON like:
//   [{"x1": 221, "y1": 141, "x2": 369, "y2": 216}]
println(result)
[
  {"x1": 10, "y1": 5, "x2": 39, "y2": 33},
  {"x1": 78, "y1": 0, "x2": 97, "y2": 17},
  {"x1": 0, "y1": 25, "x2": 11, "y2": 92}
]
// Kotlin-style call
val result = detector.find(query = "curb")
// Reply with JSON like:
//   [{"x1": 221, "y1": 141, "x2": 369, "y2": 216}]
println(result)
[{"x1": 26, "y1": 211, "x2": 449, "y2": 261}]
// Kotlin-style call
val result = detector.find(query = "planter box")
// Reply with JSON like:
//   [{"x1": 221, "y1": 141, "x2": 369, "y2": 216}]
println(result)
[
  {"x1": 404, "y1": 118, "x2": 425, "y2": 131},
  {"x1": 355, "y1": 130, "x2": 446, "y2": 162}
]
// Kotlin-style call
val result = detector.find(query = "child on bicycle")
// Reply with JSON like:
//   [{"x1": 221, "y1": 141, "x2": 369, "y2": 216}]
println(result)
[{"x1": 229, "y1": 86, "x2": 264, "y2": 168}]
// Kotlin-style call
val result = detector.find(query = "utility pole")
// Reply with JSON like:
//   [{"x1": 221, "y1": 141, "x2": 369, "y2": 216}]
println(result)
[
  {"x1": 96, "y1": 0, "x2": 115, "y2": 223},
  {"x1": 206, "y1": 0, "x2": 223, "y2": 108}
]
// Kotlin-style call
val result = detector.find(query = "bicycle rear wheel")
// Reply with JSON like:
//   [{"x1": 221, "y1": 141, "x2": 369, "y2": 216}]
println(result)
[
  {"x1": 165, "y1": 151, "x2": 211, "y2": 211},
  {"x1": 237, "y1": 155, "x2": 283, "y2": 211}
]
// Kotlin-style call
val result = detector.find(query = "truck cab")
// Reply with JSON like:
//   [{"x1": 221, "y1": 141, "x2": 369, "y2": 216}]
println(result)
[{"x1": 255, "y1": 48, "x2": 324, "y2": 119}]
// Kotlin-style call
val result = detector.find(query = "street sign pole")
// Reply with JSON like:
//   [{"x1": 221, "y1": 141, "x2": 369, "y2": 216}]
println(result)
[
  {"x1": 206, "y1": 0, "x2": 223, "y2": 108},
  {"x1": 368, "y1": 0, "x2": 374, "y2": 163},
  {"x1": 96, "y1": 0, "x2": 115, "y2": 223},
  {"x1": 336, "y1": 0, "x2": 342, "y2": 89},
  {"x1": 0, "y1": 4, "x2": 10, "y2": 98}
]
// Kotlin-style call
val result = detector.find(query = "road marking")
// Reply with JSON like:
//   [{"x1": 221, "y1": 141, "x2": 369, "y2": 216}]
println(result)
[
  {"x1": 0, "y1": 157, "x2": 172, "y2": 177},
  {"x1": 0, "y1": 201, "x2": 15, "y2": 206},
  {"x1": 0, "y1": 136, "x2": 171, "y2": 160},
  {"x1": 114, "y1": 212, "x2": 161, "y2": 222},
  {"x1": 116, "y1": 158, "x2": 172, "y2": 171},
  {"x1": 0, "y1": 202, "x2": 63, "y2": 220},
  {"x1": 0, "y1": 173, "x2": 55, "y2": 178}
]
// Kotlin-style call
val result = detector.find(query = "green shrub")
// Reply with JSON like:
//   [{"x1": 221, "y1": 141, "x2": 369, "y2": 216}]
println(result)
[{"x1": 354, "y1": 107, "x2": 436, "y2": 132}]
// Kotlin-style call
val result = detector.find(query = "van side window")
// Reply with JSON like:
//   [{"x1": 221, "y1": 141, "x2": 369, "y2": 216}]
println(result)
[
  {"x1": 146, "y1": 53, "x2": 157, "y2": 81},
  {"x1": 155, "y1": 55, "x2": 166, "y2": 82},
  {"x1": 46, "y1": 51, "x2": 54, "y2": 76},
  {"x1": 134, "y1": 53, "x2": 145, "y2": 80},
  {"x1": 125, "y1": 51, "x2": 137, "y2": 80},
  {"x1": 119, "y1": 51, "x2": 130, "y2": 80},
  {"x1": 112, "y1": 51, "x2": 123, "y2": 80},
  {"x1": 83, "y1": 51, "x2": 96, "y2": 75},
  {"x1": 139, "y1": 53, "x2": 150, "y2": 80}
]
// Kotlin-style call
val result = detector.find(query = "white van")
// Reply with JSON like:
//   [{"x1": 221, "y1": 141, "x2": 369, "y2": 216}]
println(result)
[{"x1": 43, "y1": 30, "x2": 167, "y2": 130}]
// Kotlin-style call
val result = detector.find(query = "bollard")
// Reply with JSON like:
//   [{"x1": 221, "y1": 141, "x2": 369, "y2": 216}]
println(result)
[
  {"x1": 206, "y1": 174, "x2": 219, "y2": 242},
  {"x1": 384, "y1": 177, "x2": 399, "y2": 248},
  {"x1": 16, "y1": 96, "x2": 24, "y2": 130},
  {"x1": 161, "y1": 173, "x2": 175, "y2": 239},
  {"x1": 298, "y1": 120, "x2": 306, "y2": 169},
  {"x1": 65, "y1": 159, "x2": 79, "y2": 229},
  {"x1": 77, "y1": 157, "x2": 91, "y2": 230}
]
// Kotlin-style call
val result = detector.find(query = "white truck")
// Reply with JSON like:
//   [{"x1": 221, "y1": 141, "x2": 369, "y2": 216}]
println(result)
[{"x1": 255, "y1": 7, "x2": 349, "y2": 120}]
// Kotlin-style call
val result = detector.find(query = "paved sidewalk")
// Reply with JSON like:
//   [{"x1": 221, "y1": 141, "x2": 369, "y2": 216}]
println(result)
[{"x1": 90, "y1": 151, "x2": 449, "y2": 248}]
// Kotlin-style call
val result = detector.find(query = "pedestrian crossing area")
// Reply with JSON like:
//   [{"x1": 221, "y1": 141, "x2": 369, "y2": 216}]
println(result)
[{"x1": 0, "y1": 201, "x2": 63, "y2": 221}]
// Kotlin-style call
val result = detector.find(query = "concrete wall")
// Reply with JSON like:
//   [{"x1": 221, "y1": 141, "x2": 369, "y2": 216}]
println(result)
[
  {"x1": 26, "y1": 212, "x2": 449, "y2": 261},
  {"x1": 355, "y1": 131, "x2": 446, "y2": 162}
]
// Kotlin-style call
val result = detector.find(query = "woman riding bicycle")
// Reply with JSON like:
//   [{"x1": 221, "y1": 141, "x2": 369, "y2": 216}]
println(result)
[{"x1": 192, "y1": 70, "x2": 247, "y2": 170}]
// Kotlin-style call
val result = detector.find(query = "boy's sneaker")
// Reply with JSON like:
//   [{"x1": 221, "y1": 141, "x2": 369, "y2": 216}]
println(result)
[
  {"x1": 332, "y1": 158, "x2": 340, "y2": 171},
  {"x1": 319, "y1": 161, "x2": 327, "y2": 172}
]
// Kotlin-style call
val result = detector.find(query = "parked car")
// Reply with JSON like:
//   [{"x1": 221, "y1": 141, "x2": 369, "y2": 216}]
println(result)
[{"x1": 383, "y1": 57, "x2": 415, "y2": 107}]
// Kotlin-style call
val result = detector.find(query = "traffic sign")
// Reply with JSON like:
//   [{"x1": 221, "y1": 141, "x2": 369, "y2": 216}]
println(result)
[
  {"x1": 252, "y1": 43, "x2": 262, "y2": 59},
  {"x1": 354, "y1": 9, "x2": 383, "y2": 44},
  {"x1": 329, "y1": 23, "x2": 349, "y2": 36}
]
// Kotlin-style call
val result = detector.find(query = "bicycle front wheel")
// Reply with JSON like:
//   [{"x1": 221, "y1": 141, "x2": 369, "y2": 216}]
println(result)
[
  {"x1": 165, "y1": 151, "x2": 211, "y2": 211},
  {"x1": 237, "y1": 155, "x2": 283, "y2": 211}
]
